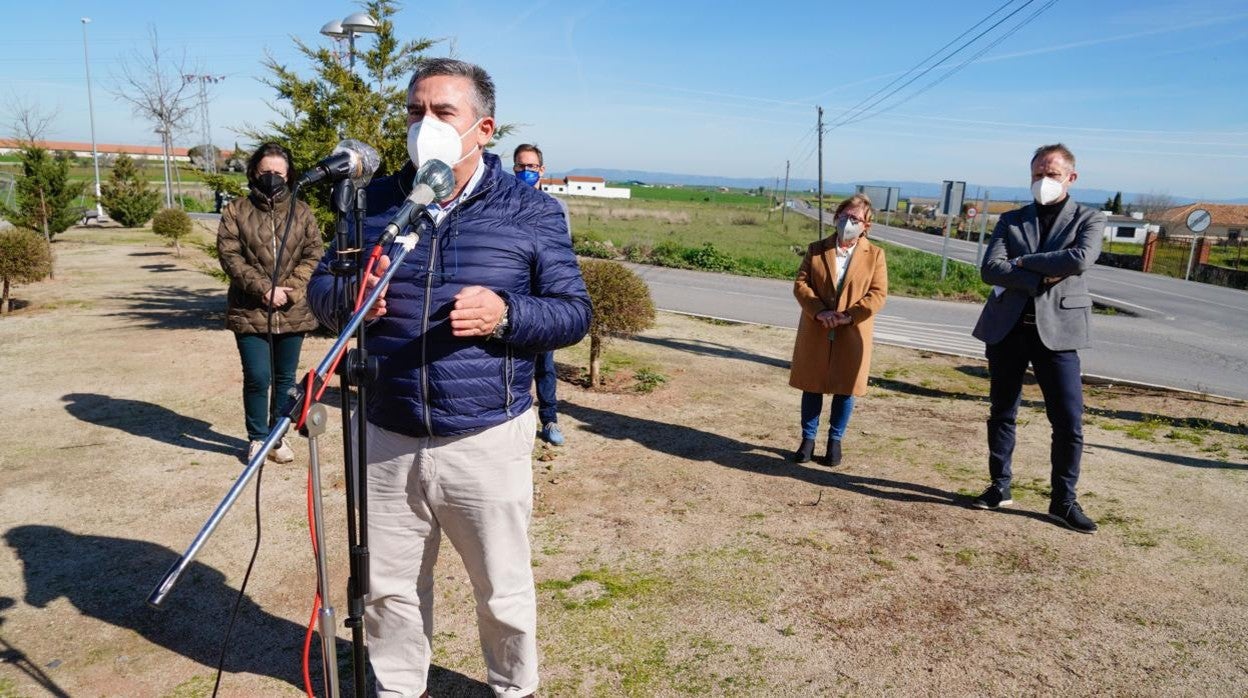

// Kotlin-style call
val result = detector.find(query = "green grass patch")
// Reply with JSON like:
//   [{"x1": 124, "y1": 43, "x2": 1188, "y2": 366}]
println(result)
[
  {"x1": 538, "y1": 566, "x2": 664, "y2": 611},
  {"x1": 633, "y1": 367, "x2": 667, "y2": 394},
  {"x1": 565, "y1": 195, "x2": 988, "y2": 300},
  {"x1": 162, "y1": 674, "x2": 214, "y2": 698}
]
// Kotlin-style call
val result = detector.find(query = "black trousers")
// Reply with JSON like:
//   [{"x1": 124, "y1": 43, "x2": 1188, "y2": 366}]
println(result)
[{"x1": 985, "y1": 320, "x2": 1084, "y2": 505}]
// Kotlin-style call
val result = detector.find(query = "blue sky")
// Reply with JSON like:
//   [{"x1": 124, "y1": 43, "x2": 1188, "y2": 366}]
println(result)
[{"x1": 4, "y1": 0, "x2": 1246, "y2": 199}]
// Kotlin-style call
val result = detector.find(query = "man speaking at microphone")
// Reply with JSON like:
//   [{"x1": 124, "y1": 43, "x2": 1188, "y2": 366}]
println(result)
[{"x1": 306, "y1": 58, "x2": 590, "y2": 697}]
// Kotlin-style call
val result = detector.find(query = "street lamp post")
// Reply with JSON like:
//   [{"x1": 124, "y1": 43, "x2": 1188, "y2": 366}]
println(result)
[
  {"x1": 81, "y1": 17, "x2": 103, "y2": 218},
  {"x1": 321, "y1": 11, "x2": 379, "y2": 71}
]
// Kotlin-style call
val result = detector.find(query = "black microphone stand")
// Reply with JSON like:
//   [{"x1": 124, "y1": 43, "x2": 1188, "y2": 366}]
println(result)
[{"x1": 330, "y1": 180, "x2": 374, "y2": 698}]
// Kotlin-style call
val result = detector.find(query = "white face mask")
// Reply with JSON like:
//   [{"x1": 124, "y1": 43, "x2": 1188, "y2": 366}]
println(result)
[
  {"x1": 836, "y1": 217, "x2": 863, "y2": 243},
  {"x1": 1031, "y1": 176, "x2": 1066, "y2": 205},
  {"x1": 406, "y1": 116, "x2": 482, "y2": 170}
]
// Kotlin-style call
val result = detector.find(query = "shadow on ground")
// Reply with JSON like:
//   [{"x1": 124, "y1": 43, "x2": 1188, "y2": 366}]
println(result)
[
  {"x1": 2, "y1": 526, "x2": 489, "y2": 696},
  {"x1": 560, "y1": 402, "x2": 1052, "y2": 525},
  {"x1": 109, "y1": 285, "x2": 223, "y2": 330},
  {"x1": 879, "y1": 368, "x2": 1247, "y2": 437},
  {"x1": 1089, "y1": 442, "x2": 1246, "y2": 471},
  {"x1": 61, "y1": 393, "x2": 246, "y2": 457},
  {"x1": 632, "y1": 335, "x2": 790, "y2": 370}
]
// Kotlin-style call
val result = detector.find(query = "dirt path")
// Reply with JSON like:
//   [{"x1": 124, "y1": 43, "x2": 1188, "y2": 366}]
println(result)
[{"x1": 1, "y1": 229, "x2": 1245, "y2": 697}]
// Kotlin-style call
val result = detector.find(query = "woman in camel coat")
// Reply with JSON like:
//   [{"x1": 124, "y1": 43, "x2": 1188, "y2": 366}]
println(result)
[{"x1": 789, "y1": 193, "x2": 888, "y2": 466}]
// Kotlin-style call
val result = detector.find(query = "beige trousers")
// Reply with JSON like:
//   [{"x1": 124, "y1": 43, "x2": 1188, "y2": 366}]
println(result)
[{"x1": 362, "y1": 411, "x2": 538, "y2": 697}]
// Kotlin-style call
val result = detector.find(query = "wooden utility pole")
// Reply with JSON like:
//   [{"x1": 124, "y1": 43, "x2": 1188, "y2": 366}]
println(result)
[
  {"x1": 781, "y1": 159, "x2": 790, "y2": 225},
  {"x1": 816, "y1": 106, "x2": 824, "y2": 239}
]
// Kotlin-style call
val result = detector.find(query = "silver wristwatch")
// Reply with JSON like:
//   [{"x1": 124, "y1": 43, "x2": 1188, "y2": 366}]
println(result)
[{"x1": 490, "y1": 304, "x2": 510, "y2": 339}]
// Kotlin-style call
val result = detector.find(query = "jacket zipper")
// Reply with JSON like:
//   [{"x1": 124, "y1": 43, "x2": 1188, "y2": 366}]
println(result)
[
  {"x1": 419, "y1": 216, "x2": 438, "y2": 435},
  {"x1": 270, "y1": 211, "x2": 282, "y2": 333}
]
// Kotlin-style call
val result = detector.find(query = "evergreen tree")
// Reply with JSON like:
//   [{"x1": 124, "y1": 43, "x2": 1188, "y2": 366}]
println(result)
[
  {"x1": 1112, "y1": 191, "x2": 1123, "y2": 214},
  {"x1": 245, "y1": 0, "x2": 435, "y2": 236},
  {"x1": 0, "y1": 145, "x2": 85, "y2": 242},
  {"x1": 100, "y1": 154, "x2": 161, "y2": 228}
]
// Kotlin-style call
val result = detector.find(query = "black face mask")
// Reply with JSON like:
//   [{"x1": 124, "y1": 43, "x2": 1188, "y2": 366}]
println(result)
[{"x1": 251, "y1": 172, "x2": 288, "y2": 198}]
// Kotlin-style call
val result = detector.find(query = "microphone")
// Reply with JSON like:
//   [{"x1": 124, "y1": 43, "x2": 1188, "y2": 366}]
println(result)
[
  {"x1": 297, "y1": 139, "x2": 381, "y2": 186},
  {"x1": 377, "y1": 159, "x2": 457, "y2": 246}
]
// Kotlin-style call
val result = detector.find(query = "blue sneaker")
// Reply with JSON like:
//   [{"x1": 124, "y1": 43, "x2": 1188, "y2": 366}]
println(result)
[{"x1": 541, "y1": 422, "x2": 565, "y2": 446}]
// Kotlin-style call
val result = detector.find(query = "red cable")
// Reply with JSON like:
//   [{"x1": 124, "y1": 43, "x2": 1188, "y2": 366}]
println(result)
[
  {"x1": 302, "y1": 444, "x2": 321, "y2": 698},
  {"x1": 300, "y1": 247, "x2": 383, "y2": 693}
]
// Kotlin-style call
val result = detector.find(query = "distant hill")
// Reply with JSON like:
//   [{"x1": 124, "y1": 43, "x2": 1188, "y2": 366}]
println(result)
[{"x1": 555, "y1": 168, "x2": 1239, "y2": 207}]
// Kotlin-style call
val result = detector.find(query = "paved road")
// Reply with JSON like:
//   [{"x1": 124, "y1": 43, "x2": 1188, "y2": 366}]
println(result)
[
  {"x1": 192, "y1": 210, "x2": 1247, "y2": 399},
  {"x1": 625, "y1": 262, "x2": 1248, "y2": 401}
]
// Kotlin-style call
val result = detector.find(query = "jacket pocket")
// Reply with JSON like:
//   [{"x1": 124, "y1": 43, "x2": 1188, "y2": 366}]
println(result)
[{"x1": 1059, "y1": 294, "x2": 1092, "y2": 309}]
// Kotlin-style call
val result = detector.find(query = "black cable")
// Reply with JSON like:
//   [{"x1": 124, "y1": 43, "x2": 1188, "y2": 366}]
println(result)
[
  {"x1": 210, "y1": 181, "x2": 303, "y2": 698},
  {"x1": 211, "y1": 461, "x2": 265, "y2": 697},
  {"x1": 265, "y1": 183, "x2": 305, "y2": 430}
]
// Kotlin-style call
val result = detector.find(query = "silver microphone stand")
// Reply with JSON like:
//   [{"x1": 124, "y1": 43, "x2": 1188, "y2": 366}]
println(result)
[{"x1": 147, "y1": 231, "x2": 422, "y2": 697}]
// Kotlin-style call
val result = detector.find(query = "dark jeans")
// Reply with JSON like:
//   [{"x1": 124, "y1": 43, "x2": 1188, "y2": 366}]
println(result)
[
  {"x1": 800, "y1": 391, "x2": 856, "y2": 442},
  {"x1": 534, "y1": 351, "x2": 558, "y2": 425},
  {"x1": 986, "y1": 322, "x2": 1084, "y2": 506},
  {"x1": 235, "y1": 332, "x2": 305, "y2": 441}
]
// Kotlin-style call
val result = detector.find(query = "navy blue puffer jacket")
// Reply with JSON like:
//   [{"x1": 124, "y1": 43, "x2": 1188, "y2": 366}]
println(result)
[{"x1": 306, "y1": 153, "x2": 591, "y2": 438}]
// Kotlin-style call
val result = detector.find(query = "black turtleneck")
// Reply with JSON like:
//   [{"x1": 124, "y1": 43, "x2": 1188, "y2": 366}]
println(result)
[{"x1": 1035, "y1": 196, "x2": 1067, "y2": 248}]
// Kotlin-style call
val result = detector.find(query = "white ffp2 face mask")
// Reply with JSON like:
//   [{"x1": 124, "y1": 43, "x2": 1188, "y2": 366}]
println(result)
[
  {"x1": 837, "y1": 218, "x2": 863, "y2": 243},
  {"x1": 1031, "y1": 176, "x2": 1065, "y2": 205},
  {"x1": 406, "y1": 116, "x2": 482, "y2": 170}
]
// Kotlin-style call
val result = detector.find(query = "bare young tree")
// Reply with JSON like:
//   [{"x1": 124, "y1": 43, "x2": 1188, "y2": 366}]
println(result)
[
  {"x1": 111, "y1": 27, "x2": 195, "y2": 208},
  {"x1": 6, "y1": 97, "x2": 59, "y2": 145},
  {"x1": 1132, "y1": 191, "x2": 1177, "y2": 219}
]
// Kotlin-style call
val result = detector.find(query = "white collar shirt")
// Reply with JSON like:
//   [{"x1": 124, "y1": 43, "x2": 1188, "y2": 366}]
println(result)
[
  {"x1": 834, "y1": 240, "x2": 857, "y2": 283},
  {"x1": 425, "y1": 157, "x2": 485, "y2": 226}
]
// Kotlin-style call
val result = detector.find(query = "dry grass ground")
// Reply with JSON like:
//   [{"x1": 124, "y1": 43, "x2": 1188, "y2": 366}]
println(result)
[{"x1": 0, "y1": 227, "x2": 1245, "y2": 697}]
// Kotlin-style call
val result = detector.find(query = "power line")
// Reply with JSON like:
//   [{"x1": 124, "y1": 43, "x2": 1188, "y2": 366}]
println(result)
[
  {"x1": 825, "y1": 0, "x2": 1041, "y2": 133},
  {"x1": 836, "y1": 0, "x2": 1060, "y2": 129}
]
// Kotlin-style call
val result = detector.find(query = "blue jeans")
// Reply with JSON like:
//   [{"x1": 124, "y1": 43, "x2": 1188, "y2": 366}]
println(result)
[
  {"x1": 235, "y1": 332, "x2": 305, "y2": 441},
  {"x1": 534, "y1": 351, "x2": 558, "y2": 425},
  {"x1": 800, "y1": 392, "x2": 856, "y2": 442},
  {"x1": 986, "y1": 322, "x2": 1084, "y2": 506}
]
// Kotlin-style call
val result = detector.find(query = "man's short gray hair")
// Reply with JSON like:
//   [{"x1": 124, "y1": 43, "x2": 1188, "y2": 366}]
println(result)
[{"x1": 407, "y1": 58, "x2": 496, "y2": 119}]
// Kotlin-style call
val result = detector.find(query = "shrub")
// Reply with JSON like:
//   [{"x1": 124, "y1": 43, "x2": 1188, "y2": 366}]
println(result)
[
  {"x1": 650, "y1": 239, "x2": 688, "y2": 268},
  {"x1": 579, "y1": 259, "x2": 656, "y2": 387},
  {"x1": 151, "y1": 207, "x2": 193, "y2": 257},
  {"x1": 0, "y1": 228, "x2": 53, "y2": 314},
  {"x1": 176, "y1": 195, "x2": 211, "y2": 213},
  {"x1": 100, "y1": 154, "x2": 161, "y2": 227},
  {"x1": 572, "y1": 234, "x2": 617, "y2": 259},
  {"x1": 682, "y1": 242, "x2": 736, "y2": 272}
]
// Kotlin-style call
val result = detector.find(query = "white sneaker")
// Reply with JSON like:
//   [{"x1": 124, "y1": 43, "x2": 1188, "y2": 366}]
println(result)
[
  {"x1": 269, "y1": 437, "x2": 295, "y2": 464},
  {"x1": 247, "y1": 440, "x2": 264, "y2": 462}
]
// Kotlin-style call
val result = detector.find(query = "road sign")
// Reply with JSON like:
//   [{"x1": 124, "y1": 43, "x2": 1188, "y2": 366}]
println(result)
[
  {"x1": 966, "y1": 207, "x2": 978, "y2": 219},
  {"x1": 1186, "y1": 208, "x2": 1211, "y2": 233},
  {"x1": 938, "y1": 180, "x2": 966, "y2": 217}
]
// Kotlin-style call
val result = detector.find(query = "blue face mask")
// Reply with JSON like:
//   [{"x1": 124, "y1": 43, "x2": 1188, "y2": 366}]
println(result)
[{"x1": 516, "y1": 169, "x2": 541, "y2": 187}]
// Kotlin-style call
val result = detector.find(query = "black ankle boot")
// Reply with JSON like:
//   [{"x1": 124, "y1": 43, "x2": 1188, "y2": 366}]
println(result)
[
  {"x1": 824, "y1": 438, "x2": 843, "y2": 466},
  {"x1": 793, "y1": 438, "x2": 815, "y2": 463}
]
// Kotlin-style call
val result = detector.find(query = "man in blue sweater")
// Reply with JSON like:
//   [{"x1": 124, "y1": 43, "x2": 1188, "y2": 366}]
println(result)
[{"x1": 307, "y1": 59, "x2": 590, "y2": 698}]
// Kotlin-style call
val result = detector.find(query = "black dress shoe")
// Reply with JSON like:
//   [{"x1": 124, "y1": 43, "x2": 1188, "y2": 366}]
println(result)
[
  {"x1": 793, "y1": 438, "x2": 815, "y2": 463},
  {"x1": 823, "y1": 439, "x2": 843, "y2": 466}
]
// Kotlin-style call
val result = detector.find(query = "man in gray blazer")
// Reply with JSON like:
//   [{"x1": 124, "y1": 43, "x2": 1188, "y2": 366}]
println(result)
[{"x1": 970, "y1": 143, "x2": 1104, "y2": 533}]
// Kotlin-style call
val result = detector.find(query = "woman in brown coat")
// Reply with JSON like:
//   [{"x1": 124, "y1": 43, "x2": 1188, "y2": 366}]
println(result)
[
  {"x1": 217, "y1": 143, "x2": 323, "y2": 462},
  {"x1": 789, "y1": 193, "x2": 888, "y2": 466}
]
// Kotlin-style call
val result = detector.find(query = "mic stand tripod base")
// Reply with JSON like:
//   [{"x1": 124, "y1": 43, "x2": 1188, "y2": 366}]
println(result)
[{"x1": 304, "y1": 402, "x2": 341, "y2": 698}]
